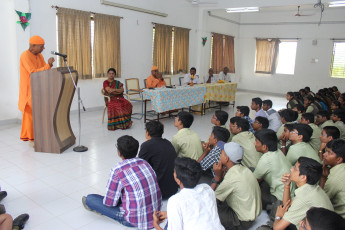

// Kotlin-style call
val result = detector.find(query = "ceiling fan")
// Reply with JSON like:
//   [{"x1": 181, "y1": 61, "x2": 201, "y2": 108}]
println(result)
[{"x1": 295, "y1": 6, "x2": 311, "y2": 16}]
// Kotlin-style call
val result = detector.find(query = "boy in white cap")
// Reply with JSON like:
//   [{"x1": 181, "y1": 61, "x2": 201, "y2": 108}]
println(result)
[{"x1": 211, "y1": 142, "x2": 262, "y2": 230}]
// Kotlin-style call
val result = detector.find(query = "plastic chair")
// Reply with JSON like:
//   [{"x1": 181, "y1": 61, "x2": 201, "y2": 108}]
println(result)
[
  {"x1": 179, "y1": 76, "x2": 184, "y2": 86},
  {"x1": 125, "y1": 78, "x2": 144, "y2": 120},
  {"x1": 101, "y1": 89, "x2": 110, "y2": 123},
  {"x1": 164, "y1": 77, "x2": 171, "y2": 86}
]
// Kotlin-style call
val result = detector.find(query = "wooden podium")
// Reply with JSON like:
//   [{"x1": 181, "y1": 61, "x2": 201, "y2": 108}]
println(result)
[{"x1": 31, "y1": 67, "x2": 78, "y2": 153}]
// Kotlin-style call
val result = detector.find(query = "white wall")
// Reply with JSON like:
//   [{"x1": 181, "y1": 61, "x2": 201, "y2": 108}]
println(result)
[{"x1": 237, "y1": 7, "x2": 345, "y2": 94}]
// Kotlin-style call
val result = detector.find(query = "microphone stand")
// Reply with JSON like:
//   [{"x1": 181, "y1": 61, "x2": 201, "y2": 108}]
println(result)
[{"x1": 62, "y1": 56, "x2": 88, "y2": 152}]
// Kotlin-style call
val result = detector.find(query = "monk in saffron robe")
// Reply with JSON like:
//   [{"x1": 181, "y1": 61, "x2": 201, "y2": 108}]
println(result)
[
  {"x1": 146, "y1": 66, "x2": 166, "y2": 88},
  {"x1": 18, "y1": 36, "x2": 55, "y2": 146}
]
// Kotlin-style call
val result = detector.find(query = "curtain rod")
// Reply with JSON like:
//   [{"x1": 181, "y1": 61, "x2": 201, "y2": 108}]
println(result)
[
  {"x1": 255, "y1": 37, "x2": 300, "y2": 40},
  {"x1": 331, "y1": 38, "x2": 345, "y2": 40},
  {"x1": 152, "y1": 22, "x2": 191, "y2": 31},
  {"x1": 51, "y1": 5, "x2": 124, "y2": 19},
  {"x1": 211, "y1": 32, "x2": 235, "y2": 38}
]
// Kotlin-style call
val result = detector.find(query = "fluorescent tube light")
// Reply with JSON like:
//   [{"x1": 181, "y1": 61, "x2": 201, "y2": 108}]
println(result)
[
  {"x1": 226, "y1": 7, "x2": 259, "y2": 13},
  {"x1": 329, "y1": 1, "x2": 345, "y2": 7}
]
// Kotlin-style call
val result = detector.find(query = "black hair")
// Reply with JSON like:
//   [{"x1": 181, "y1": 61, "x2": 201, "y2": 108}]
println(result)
[
  {"x1": 332, "y1": 100, "x2": 341, "y2": 107},
  {"x1": 332, "y1": 109, "x2": 345, "y2": 122},
  {"x1": 328, "y1": 139, "x2": 345, "y2": 161},
  {"x1": 177, "y1": 111, "x2": 194, "y2": 128},
  {"x1": 293, "y1": 124, "x2": 313, "y2": 142},
  {"x1": 230, "y1": 116, "x2": 241, "y2": 124},
  {"x1": 287, "y1": 92, "x2": 294, "y2": 97},
  {"x1": 254, "y1": 129, "x2": 278, "y2": 151},
  {"x1": 117, "y1": 135, "x2": 139, "y2": 159},
  {"x1": 145, "y1": 121, "x2": 164, "y2": 138},
  {"x1": 323, "y1": 126, "x2": 340, "y2": 140},
  {"x1": 212, "y1": 126, "x2": 230, "y2": 143},
  {"x1": 236, "y1": 106, "x2": 250, "y2": 116},
  {"x1": 252, "y1": 97, "x2": 263, "y2": 107},
  {"x1": 304, "y1": 86, "x2": 311, "y2": 92},
  {"x1": 107, "y1": 68, "x2": 116, "y2": 75},
  {"x1": 307, "y1": 207, "x2": 345, "y2": 230},
  {"x1": 262, "y1": 99, "x2": 273, "y2": 108},
  {"x1": 235, "y1": 118, "x2": 250, "y2": 132},
  {"x1": 292, "y1": 104, "x2": 305, "y2": 113},
  {"x1": 299, "y1": 89, "x2": 307, "y2": 94},
  {"x1": 284, "y1": 123, "x2": 294, "y2": 131},
  {"x1": 317, "y1": 110, "x2": 330, "y2": 120},
  {"x1": 332, "y1": 86, "x2": 339, "y2": 91},
  {"x1": 174, "y1": 157, "x2": 202, "y2": 189},
  {"x1": 302, "y1": 113, "x2": 314, "y2": 123},
  {"x1": 280, "y1": 109, "x2": 298, "y2": 122},
  {"x1": 255, "y1": 116, "x2": 269, "y2": 129},
  {"x1": 190, "y1": 67, "x2": 196, "y2": 72},
  {"x1": 304, "y1": 95, "x2": 315, "y2": 103},
  {"x1": 215, "y1": 111, "x2": 229, "y2": 125},
  {"x1": 297, "y1": 157, "x2": 322, "y2": 185}
]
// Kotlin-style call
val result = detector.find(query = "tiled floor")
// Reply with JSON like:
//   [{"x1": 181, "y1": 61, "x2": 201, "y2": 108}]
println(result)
[{"x1": 0, "y1": 91, "x2": 286, "y2": 230}]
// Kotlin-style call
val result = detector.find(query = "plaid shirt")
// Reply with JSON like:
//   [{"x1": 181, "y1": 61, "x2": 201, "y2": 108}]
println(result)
[
  {"x1": 244, "y1": 116, "x2": 255, "y2": 133},
  {"x1": 103, "y1": 158, "x2": 162, "y2": 229},
  {"x1": 200, "y1": 141, "x2": 225, "y2": 176}
]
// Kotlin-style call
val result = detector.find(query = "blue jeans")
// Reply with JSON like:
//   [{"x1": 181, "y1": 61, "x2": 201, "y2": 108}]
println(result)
[{"x1": 85, "y1": 194, "x2": 134, "y2": 227}]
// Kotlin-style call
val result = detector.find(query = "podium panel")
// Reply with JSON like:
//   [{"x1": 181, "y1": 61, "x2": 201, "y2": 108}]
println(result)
[{"x1": 31, "y1": 67, "x2": 78, "y2": 153}]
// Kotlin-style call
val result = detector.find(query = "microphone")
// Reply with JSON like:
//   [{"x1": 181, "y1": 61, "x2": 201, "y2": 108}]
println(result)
[{"x1": 51, "y1": 51, "x2": 67, "y2": 58}]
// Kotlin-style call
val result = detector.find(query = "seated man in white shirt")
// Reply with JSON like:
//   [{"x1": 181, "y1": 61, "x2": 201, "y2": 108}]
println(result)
[
  {"x1": 153, "y1": 157, "x2": 224, "y2": 230},
  {"x1": 218, "y1": 67, "x2": 231, "y2": 82},
  {"x1": 205, "y1": 68, "x2": 218, "y2": 83},
  {"x1": 184, "y1": 67, "x2": 201, "y2": 85}
]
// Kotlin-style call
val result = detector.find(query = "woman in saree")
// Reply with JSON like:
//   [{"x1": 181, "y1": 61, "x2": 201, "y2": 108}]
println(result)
[{"x1": 103, "y1": 68, "x2": 132, "y2": 130}]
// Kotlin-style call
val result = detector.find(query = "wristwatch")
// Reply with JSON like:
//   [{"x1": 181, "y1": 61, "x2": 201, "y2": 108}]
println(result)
[
  {"x1": 275, "y1": 216, "x2": 282, "y2": 220},
  {"x1": 211, "y1": 178, "x2": 220, "y2": 185}
]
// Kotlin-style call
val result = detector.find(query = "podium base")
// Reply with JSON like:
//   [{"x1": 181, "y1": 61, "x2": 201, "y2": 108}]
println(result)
[{"x1": 73, "y1": 145, "x2": 88, "y2": 152}]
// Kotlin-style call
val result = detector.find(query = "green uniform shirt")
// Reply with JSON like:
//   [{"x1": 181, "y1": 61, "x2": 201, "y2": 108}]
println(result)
[
  {"x1": 287, "y1": 142, "x2": 321, "y2": 166},
  {"x1": 324, "y1": 163, "x2": 345, "y2": 218},
  {"x1": 297, "y1": 113, "x2": 302, "y2": 123},
  {"x1": 308, "y1": 123, "x2": 321, "y2": 152},
  {"x1": 277, "y1": 122, "x2": 295, "y2": 148},
  {"x1": 283, "y1": 184, "x2": 333, "y2": 226},
  {"x1": 319, "y1": 120, "x2": 337, "y2": 130},
  {"x1": 232, "y1": 131, "x2": 262, "y2": 169},
  {"x1": 334, "y1": 121, "x2": 345, "y2": 139},
  {"x1": 215, "y1": 164, "x2": 262, "y2": 221},
  {"x1": 171, "y1": 128, "x2": 203, "y2": 160},
  {"x1": 253, "y1": 150, "x2": 292, "y2": 201}
]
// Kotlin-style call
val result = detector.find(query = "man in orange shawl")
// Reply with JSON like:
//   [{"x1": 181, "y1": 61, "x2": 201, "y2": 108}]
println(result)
[
  {"x1": 18, "y1": 36, "x2": 55, "y2": 146},
  {"x1": 146, "y1": 66, "x2": 166, "y2": 88}
]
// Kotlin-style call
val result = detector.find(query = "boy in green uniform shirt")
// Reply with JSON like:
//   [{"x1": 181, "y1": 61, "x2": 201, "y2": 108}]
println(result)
[
  {"x1": 273, "y1": 157, "x2": 333, "y2": 230},
  {"x1": 171, "y1": 111, "x2": 203, "y2": 160},
  {"x1": 253, "y1": 129, "x2": 292, "y2": 212},
  {"x1": 286, "y1": 124, "x2": 321, "y2": 165},
  {"x1": 318, "y1": 126, "x2": 340, "y2": 160},
  {"x1": 300, "y1": 113, "x2": 321, "y2": 152},
  {"x1": 320, "y1": 139, "x2": 345, "y2": 218},
  {"x1": 229, "y1": 117, "x2": 262, "y2": 170},
  {"x1": 276, "y1": 109, "x2": 298, "y2": 148},
  {"x1": 315, "y1": 110, "x2": 336, "y2": 129},
  {"x1": 211, "y1": 142, "x2": 262, "y2": 230},
  {"x1": 331, "y1": 109, "x2": 345, "y2": 139}
]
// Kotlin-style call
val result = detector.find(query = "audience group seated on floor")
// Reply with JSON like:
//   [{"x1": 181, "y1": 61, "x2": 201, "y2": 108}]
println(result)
[{"x1": 74, "y1": 86, "x2": 345, "y2": 230}]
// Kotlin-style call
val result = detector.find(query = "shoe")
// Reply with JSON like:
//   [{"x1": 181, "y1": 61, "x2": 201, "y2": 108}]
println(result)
[
  {"x1": 82, "y1": 196, "x2": 102, "y2": 216},
  {"x1": 0, "y1": 191, "x2": 7, "y2": 202},
  {"x1": 0, "y1": 204, "x2": 5, "y2": 214},
  {"x1": 12, "y1": 213, "x2": 29, "y2": 230}
]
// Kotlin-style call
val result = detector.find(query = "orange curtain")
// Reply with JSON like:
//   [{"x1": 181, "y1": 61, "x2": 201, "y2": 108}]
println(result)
[
  {"x1": 173, "y1": 27, "x2": 190, "y2": 74},
  {"x1": 255, "y1": 39, "x2": 280, "y2": 74},
  {"x1": 223, "y1": 35, "x2": 235, "y2": 73},
  {"x1": 211, "y1": 33, "x2": 224, "y2": 73}
]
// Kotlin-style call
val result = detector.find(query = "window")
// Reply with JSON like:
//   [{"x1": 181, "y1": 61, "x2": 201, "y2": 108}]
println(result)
[
  {"x1": 276, "y1": 40, "x2": 298, "y2": 75},
  {"x1": 255, "y1": 38, "x2": 297, "y2": 75},
  {"x1": 330, "y1": 41, "x2": 345, "y2": 78},
  {"x1": 210, "y1": 33, "x2": 235, "y2": 73},
  {"x1": 152, "y1": 24, "x2": 190, "y2": 74}
]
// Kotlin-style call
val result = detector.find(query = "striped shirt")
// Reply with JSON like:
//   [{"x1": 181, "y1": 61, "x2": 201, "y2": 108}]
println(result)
[{"x1": 103, "y1": 158, "x2": 162, "y2": 229}]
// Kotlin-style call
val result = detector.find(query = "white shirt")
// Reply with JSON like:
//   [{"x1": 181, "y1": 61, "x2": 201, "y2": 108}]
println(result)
[
  {"x1": 218, "y1": 71, "x2": 231, "y2": 82},
  {"x1": 167, "y1": 184, "x2": 224, "y2": 230},
  {"x1": 184, "y1": 73, "x2": 201, "y2": 85},
  {"x1": 205, "y1": 74, "x2": 218, "y2": 83},
  {"x1": 266, "y1": 108, "x2": 282, "y2": 132}
]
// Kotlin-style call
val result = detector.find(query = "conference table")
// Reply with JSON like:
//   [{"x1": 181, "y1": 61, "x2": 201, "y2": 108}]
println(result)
[{"x1": 142, "y1": 82, "x2": 237, "y2": 122}]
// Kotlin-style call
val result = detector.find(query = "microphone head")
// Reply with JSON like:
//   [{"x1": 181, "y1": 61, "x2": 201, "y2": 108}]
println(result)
[{"x1": 51, "y1": 51, "x2": 55, "y2": 55}]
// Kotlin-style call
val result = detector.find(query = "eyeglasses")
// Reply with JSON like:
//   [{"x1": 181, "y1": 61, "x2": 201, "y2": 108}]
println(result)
[
  {"x1": 230, "y1": 124, "x2": 238, "y2": 128},
  {"x1": 253, "y1": 120, "x2": 261, "y2": 124},
  {"x1": 290, "y1": 130, "x2": 299, "y2": 135}
]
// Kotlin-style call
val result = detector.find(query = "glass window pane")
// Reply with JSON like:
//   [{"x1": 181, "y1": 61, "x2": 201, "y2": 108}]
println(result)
[{"x1": 276, "y1": 41, "x2": 297, "y2": 75}]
